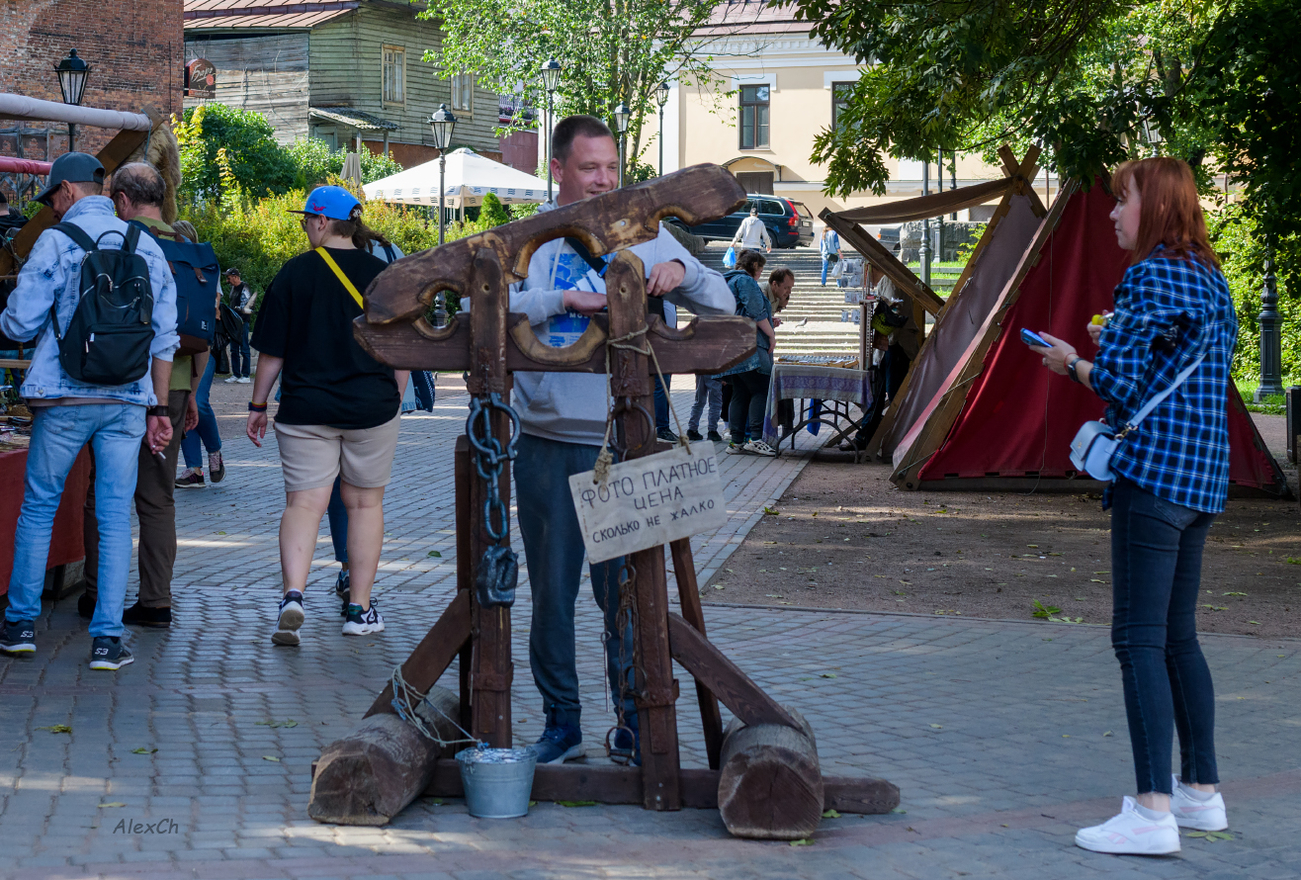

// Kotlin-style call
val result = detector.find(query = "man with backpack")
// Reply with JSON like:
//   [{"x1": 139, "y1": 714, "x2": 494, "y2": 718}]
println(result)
[
  {"x1": 0, "y1": 153, "x2": 179, "y2": 670},
  {"x1": 76, "y1": 163, "x2": 206, "y2": 629}
]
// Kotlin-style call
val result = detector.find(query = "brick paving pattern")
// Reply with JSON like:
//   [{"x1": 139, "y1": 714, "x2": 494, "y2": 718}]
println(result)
[{"x1": 2, "y1": 374, "x2": 1299, "y2": 879}]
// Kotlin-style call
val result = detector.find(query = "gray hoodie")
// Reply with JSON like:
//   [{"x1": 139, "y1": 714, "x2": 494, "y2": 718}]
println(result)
[{"x1": 508, "y1": 200, "x2": 734, "y2": 445}]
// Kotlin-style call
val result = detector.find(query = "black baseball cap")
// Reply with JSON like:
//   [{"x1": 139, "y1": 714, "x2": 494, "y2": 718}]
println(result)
[
  {"x1": 224, "y1": 267, "x2": 242, "y2": 277},
  {"x1": 34, "y1": 152, "x2": 105, "y2": 205}
]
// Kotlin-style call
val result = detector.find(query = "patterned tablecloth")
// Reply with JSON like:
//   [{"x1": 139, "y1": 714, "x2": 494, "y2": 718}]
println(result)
[{"x1": 761, "y1": 363, "x2": 873, "y2": 446}]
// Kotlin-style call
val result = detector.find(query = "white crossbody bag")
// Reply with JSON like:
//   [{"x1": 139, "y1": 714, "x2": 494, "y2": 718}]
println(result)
[{"x1": 1069, "y1": 352, "x2": 1206, "y2": 481}]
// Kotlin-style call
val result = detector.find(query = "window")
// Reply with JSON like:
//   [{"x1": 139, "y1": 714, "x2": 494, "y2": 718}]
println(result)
[
  {"x1": 452, "y1": 73, "x2": 475, "y2": 112},
  {"x1": 382, "y1": 46, "x2": 405, "y2": 104},
  {"x1": 739, "y1": 85, "x2": 769, "y2": 149},
  {"x1": 832, "y1": 82, "x2": 854, "y2": 128}
]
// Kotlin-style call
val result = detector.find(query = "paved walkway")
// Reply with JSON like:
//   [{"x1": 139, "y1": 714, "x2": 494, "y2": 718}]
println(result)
[{"x1": 3, "y1": 376, "x2": 1299, "y2": 879}]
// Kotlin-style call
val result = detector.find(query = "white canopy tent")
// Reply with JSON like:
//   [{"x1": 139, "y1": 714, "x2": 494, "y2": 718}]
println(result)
[{"x1": 363, "y1": 147, "x2": 549, "y2": 209}]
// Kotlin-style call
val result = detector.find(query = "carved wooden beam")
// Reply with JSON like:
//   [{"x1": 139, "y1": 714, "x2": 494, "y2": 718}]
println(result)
[{"x1": 361, "y1": 164, "x2": 747, "y2": 326}]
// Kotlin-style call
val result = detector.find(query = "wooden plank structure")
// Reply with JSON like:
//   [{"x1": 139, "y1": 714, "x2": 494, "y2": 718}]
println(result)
[{"x1": 308, "y1": 165, "x2": 899, "y2": 837}]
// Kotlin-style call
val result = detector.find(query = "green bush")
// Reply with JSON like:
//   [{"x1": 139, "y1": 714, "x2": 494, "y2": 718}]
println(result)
[
  {"x1": 1208, "y1": 205, "x2": 1299, "y2": 387},
  {"x1": 480, "y1": 192, "x2": 510, "y2": 227},
  {"x1": 285, "y1": 139, "x2": 402, "y2": 189},
  {"x1": 176, "y1": 104, "x2": 297, "y2": 201}
]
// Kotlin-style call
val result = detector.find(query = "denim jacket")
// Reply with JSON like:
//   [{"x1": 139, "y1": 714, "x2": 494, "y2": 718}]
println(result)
[{"x1": 0, "y1": 196, "x2": 179, "y2": 406}]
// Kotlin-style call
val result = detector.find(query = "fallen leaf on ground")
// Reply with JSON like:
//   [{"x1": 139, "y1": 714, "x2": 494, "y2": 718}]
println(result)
[
  {"x1": 427, "y1": 550, "x2": 442, "y2": 558},
  {"x1": 36, "y1": 725, "x2": 72, "y2": 734},
  {"x1": 98, "y1": 802, "x2": 126, "y2": 808},
  {"x1": 130, "y1": 748, "x2": 157, "y2": 755},
  {"x1": 557, "y1": 800, "x2": 597, "y2": 807},
  {"x1": 262, "y1": 755, "x2": 280, "y2": 762},
  {"x1": 822, "y1": 809, "x2": 842, "y2": 818},
  {"x1": 789, "y1": 838, "x2": 814, "y2": 846}
]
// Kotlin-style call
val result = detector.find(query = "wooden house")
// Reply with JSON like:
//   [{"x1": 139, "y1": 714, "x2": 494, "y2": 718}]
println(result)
[{"x1": 183, "y1": 0, "x2": 533, "y2": 168}]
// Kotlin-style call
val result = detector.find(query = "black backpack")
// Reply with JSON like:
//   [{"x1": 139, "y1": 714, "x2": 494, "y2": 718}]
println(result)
[
  {"x1": 130, "y1": 220, "x2": 218, "y2": 356},
  {"x1": 49, "y1": 222, "x2": 155, "y2": 387}
]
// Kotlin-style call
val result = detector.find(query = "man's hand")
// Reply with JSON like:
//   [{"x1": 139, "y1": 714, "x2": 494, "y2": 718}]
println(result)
[
  {"x1": 145, "y1": 415, "x2": 173, "y2": 454},
  {"x1": 646, "y1": 260, "x2": 685, "y2": 297},
  {"x1": 562, "y1": 289, "x2": 608, "y2": 316},
  {"x1": 247, "y1": 411, "x2": 268, "y2": 447},
  {"x1": 184, "y1": 394, "x2": 199, "y2": 433}
]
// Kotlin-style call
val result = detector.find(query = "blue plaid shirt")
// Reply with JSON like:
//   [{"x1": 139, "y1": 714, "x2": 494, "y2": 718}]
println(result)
[{"x1": 1090, "y1": 248, "x2": 1237, "y2": 513}]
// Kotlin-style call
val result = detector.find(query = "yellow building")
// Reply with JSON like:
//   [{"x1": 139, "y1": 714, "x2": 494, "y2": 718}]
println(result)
[{"x1": 652, "y1": 1, "x2": 1056, "y2": 224}]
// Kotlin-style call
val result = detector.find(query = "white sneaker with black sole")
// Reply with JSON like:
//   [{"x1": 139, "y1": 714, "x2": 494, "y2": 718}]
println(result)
[
  {"x1": 272, "y1": 591, "x2": 305, "y2": 646},
  {"x1": 743, "y1": 439, "x2": 777, "y2": 457},
  {"x1": 342, "y1": 600, "x2": 384, "y2": 635},
  {"x1": 1170, "y1": 775, "x2": 1228, "y2": 831},
  {"x1": 1074, "y1": 796, "x2": 1180, "y2": 855}
]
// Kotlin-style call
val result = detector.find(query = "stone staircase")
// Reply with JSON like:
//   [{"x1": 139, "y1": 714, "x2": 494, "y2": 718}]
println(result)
[{"x1": 678, "y1": 243, "x2": 957, "y2": 357}]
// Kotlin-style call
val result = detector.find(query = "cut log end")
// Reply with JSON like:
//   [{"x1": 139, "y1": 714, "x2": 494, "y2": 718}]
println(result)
[
  {"x1": 717, "y1": 708, "x2": 823, "y2": 840},
  {"x1": 308, "y1": 685, "x2": 459, "y2": 826}
]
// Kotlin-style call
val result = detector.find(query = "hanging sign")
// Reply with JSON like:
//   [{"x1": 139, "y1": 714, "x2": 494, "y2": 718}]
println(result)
[{"x1": 569, "y1": 441, "x2": 727, "y2": 563}]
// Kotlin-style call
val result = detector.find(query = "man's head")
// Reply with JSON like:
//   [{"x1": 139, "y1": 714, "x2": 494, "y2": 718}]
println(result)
[
  {"x1": 551, "y1": 115, "x2": 617, "y2": 206},
  {"x1": 750, "y1": 206, "x2": 759, "y2": 217},
  {"x1": 34, "y1": 152, "x2": 105, "y2": 221},
  {"x1": 768, "y1": 267, "x2": 794, "y2": 309},
  {"x1": 108, "y1": 162, "x2": 166, "y2": 222},
  {"x1": 225, "y1": 267, "x2": 242, "y2": 286}
]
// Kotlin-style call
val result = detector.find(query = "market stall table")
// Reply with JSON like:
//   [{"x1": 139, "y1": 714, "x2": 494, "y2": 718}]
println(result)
[
  {"x1": 0, "y1": 444, "x2": 90, "y2": 603},
  {"x1": 761, "y1": 356, "x2": 873, "y2": 460}
]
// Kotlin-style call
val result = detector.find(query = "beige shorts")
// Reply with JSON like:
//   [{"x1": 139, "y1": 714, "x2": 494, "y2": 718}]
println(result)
[{"x1": 273, "y1": 415, "x2": 401, "y2": 493}]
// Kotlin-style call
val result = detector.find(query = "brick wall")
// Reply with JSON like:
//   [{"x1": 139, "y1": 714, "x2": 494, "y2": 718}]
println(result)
[{"x1": 0, "y1": 0, "x2": 182, "y2": 160}]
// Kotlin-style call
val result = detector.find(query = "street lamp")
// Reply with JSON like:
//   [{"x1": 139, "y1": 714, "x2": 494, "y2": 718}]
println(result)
[
  {"x1": 540, "y1": 58, "x2": 562, "y2": 201},
  {"x1": 655, "y1": 81, "x2": 670, "y2": 177},
  {"x1": 54, "y1": 49, "x2": 90, "y2": 152},
  {"x1": 428, "y1": 103, "x2": 457, "y2": 326},
  {"x1": 1257, "y1": 243, "x2": 1285, "y2": 401},
  {"x1": 613, "y1": 102, "x2": 631, "y2": 187}
]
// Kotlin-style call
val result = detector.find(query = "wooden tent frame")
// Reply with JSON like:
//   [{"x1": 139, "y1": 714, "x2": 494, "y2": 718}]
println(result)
[{"x1": 308, "y1": 166, "x2": 899, "y2": 837}]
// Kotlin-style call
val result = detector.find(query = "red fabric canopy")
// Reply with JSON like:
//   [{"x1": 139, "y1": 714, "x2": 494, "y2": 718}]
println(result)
[{"x1": 916, "y1": 183, "x2": 1288, "y2": 496}]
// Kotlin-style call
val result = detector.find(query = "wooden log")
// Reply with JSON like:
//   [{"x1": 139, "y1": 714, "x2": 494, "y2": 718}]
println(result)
[
  {"x1": 309, "y1": 685, "x2": 461, "y2": 826},
  {"x1": 822, "y1": 775, "x2": 901, "y2": 815},
  {"x1": 717, "y1": 709, "x2": 824, "y2": 840}
]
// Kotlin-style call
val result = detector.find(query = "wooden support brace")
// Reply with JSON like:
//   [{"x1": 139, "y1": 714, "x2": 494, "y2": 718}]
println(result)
[
  {"x1": 364, "y1": 590, "x2": 471, "y2": 719},
  {"x1": 669, "y1": 538, "x2": 724, "y2": 770}
]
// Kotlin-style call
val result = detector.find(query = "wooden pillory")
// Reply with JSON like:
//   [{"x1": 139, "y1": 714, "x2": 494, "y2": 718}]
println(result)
[{"x1": 308, "y1": 166, "x2": 898, "y2": 838}]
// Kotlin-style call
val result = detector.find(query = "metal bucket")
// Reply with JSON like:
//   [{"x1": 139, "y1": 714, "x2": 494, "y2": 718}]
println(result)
[{"x1": 456, "y1": 747, "x2": 537, "y2": 819}]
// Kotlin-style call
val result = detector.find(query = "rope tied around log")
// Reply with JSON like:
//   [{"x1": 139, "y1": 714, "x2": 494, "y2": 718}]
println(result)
[{"x1": 389, "y1": 665, "x2": 480, "y2": 749}]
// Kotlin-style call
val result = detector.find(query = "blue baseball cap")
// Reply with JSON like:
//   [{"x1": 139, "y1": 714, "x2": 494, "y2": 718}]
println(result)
[{"x1": 290, "y1": 185, "x2": 360, "y2": 220}]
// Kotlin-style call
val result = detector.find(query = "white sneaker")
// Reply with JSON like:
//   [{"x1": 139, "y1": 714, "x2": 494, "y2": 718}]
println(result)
[
  {"x1": 237, "y1": 377, "x2": 251, "y2": 384},
  {"x1": 1074, "y1": 796, "x2": 1180, "y2": 855},
  {"x1": 272, "y1": 592, "x2": 304, "y2": 646},
  {"x1": 743, "y1": 439, "x2": 777, "y2": 457},
  {"x1": 1170, "y1": 775, "x2": 1227, "y2": 831},
  {"x1": 342, "y1": 601, "x2": 384, "y2": 635},
  {"x1": 223, "y1": 376, "x2": 239, "y2": 384}
]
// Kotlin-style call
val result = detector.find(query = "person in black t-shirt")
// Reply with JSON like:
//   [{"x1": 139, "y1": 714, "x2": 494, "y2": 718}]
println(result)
[{"x1": 246, "y1": 186, "x2": 409, "y2": 647}]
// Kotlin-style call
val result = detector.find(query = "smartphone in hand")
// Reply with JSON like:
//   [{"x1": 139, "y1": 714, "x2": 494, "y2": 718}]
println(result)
[{"x1": 1020, "y1": 328, "x2": 1050, "y2": 348}]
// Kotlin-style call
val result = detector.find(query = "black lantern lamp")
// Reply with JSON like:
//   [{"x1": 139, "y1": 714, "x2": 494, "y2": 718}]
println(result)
[{"x1": 54, "y1": 49, "x2": 91, "y2": 152}]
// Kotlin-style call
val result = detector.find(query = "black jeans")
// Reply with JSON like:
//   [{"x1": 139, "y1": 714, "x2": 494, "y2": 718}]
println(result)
[
  {"x1": 727, "y1": 369, "x2": 769, "y2": 441},
  {"x1": 229, "y1": 321, "x2": 251, "y2": 378},
  {"x1": 1110, "y1": 478, "x2": 1220, "y2": 795}
]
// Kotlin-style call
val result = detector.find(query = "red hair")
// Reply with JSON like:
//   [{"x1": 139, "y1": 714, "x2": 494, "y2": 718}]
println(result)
[{"x1": 1112, "y1": 157, "x2": 1220, "y2": 270}]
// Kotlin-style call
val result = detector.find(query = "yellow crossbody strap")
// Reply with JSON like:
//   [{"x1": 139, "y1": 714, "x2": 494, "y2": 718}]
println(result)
[{"x1": 315, "y1": 247, "x2": 364, "y2": 309}]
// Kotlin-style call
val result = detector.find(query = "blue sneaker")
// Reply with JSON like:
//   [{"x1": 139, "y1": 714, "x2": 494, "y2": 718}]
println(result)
[
  {"x1": 528, "y1": 724, "x2": 584, "y2": 764},
  {"x1": 0, "y1": 618, "x2": 36, "y2": 655}
]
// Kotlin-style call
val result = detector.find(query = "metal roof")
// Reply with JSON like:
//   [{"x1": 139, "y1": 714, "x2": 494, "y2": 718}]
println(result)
[
  {"x1": 308, "y1": 106, "x2": 399, "y2": 131},
  {"x1": 183, "y1": 1, "x2": 358, "y2": 30}
]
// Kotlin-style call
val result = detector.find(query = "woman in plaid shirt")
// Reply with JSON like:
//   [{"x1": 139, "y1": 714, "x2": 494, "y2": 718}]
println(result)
[{"x1": 1035, "y1": 158, "x2": 1233, "y2": 856}]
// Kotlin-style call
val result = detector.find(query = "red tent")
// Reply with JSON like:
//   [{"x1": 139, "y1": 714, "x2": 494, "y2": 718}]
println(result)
[{"x1": 891, "y1": 180, "x2": 1290, "y2": 498}]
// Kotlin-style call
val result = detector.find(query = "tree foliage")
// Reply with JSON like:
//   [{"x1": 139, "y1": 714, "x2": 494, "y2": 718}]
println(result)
[
  {"x1": 422, "y1": 0, "x2": 728, "y2": 181},
  {"x1": 782, "y1": 0, "x2": 1300, "y2": 286},
  {"x1": 479, "y1": 192, "x2": 511, "y2": 227}
]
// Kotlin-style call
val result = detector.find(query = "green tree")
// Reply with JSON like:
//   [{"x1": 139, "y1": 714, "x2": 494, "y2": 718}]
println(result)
[
  {"x1": 422, "y1": 0, "x2": 731, "y2": 182},
  {"x1": 175, "y1": 104, "x2": 297, "y2": 201},
  {"x1": 479, "y1": 192, "x2": 511, "y2": 227},
  {"x1": 285, "y1": 139, "x2": 402, "y2": 189}
]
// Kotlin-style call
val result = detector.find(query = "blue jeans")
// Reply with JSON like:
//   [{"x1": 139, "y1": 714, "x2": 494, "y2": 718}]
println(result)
[
  {"x1": 689, "y1": 375, "x2": 722, "y2": 433},
  {"x1": 727, "y1": 369, "x2": 769, "y2": 440},
  {"x1": 821, "y1": 256, "x2": 834, "y2": 285},
  {"x1": 653, "y1": 374, "x2": 671, "y2": 433},
  {"x1": 182, "y1": 351, "x2": 222, "y2": 469},
  {"x1": 1110, "y1": 478, "x2": 1220, "y2": 795},
  {"x1": 515, "y1": 433, "x2": 635, "y2": 728},
  {"x1": 326, "y1": 476, "x2": 348, "y2": 564},
  {"x1": 229, "y1": 321, "x2": 251, "y2": 379},
  {"x1": 6, "y1": 404, "x2": 144, "y2": 637}
]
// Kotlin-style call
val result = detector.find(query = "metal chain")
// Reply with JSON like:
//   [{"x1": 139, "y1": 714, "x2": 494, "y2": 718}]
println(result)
[{"x1": 465, "y1": 392, "x2": 520, "y2": 543}]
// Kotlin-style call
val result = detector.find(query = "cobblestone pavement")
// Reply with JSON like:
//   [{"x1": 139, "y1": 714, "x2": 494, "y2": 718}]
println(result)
[{"x1": 3, "y1": 375, "x2": 1299, "y2": 880}]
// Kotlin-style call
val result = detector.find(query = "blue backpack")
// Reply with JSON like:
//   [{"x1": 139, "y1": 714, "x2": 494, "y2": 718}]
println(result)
[{"x1": 129, "y1": 220, "x2": 219, "y2": 355}]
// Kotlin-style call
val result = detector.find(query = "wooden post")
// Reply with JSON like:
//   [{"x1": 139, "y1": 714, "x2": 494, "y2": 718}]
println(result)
[
  {"x1": 669, "y1": 538, "x2": 724, "y2": 770},
  {"x1": 717, "y1": 709, "x2": 823, "y2": 840},
  {"x1": 605, "y1": 252, "x2": 682, "y2": 811}
]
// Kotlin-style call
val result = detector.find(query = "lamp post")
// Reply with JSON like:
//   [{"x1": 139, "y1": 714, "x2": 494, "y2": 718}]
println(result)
[
  {"x1": 540, "y1": 58, "x2": 562, "y2": 201},
  {"x1": 655, "y1": 81, "x2": 670, "y2": 177},
  {"x1": 919, "y1": 157, "x2": 931, "y2": 287},
  {"x1": 613, "y1": 102, "x2": 631, "y2": 187},
  {"x1": 428, "y1": 103, "x2": 456, "y2": 326},
  {"x1": 54, "y1": 49, "x2": 90, "y2": 152},
  {"x1": 1256, "y1": 242, "x2": 1285, "y2": 401}
]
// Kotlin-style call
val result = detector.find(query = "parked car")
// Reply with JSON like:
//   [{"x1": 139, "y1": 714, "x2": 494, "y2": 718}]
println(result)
[{"x1": 680, "y1": 194, "x2": 814, "y2": 249}]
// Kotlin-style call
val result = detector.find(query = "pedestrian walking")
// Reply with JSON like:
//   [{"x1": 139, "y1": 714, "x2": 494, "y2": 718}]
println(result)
[
  {"x1": 730, "y1": 205, "x2": 772, "y2": 253},
  {"x1": 0, "y1": 153, "x2": 178, "y2": 670},
  {"x1": 246, "y1": 186, "x2": 408, "y2": 646},
  {"x1": 176, "y1": 348, "x2": 224, "y2": 487},
  {"x1": 819, "y1": 226, "x2": 841, "y2": 285},
  {"x1": 718, "y1": 249, "x2": 777, "y2": 456},
  {"x1": 1033, "y1": 157, "x2": 1234, "y2": 856},
  {"x1": 223, "y1": 268, "x2": 254, "y2": 384}
]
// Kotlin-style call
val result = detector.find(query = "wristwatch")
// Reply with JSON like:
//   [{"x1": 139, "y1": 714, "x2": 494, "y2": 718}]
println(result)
[
  {"x1": 147, "y1": 405, "x2": 169, "y2": 417},
  {"x1": 1066, "y1": 355, "x2": 1083, "y2": 384}
]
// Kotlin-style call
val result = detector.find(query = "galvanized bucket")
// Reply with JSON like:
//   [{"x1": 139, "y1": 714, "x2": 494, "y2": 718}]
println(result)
[{"x1": 456, "y1": 747, "x2": 537, "y2": 819}]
